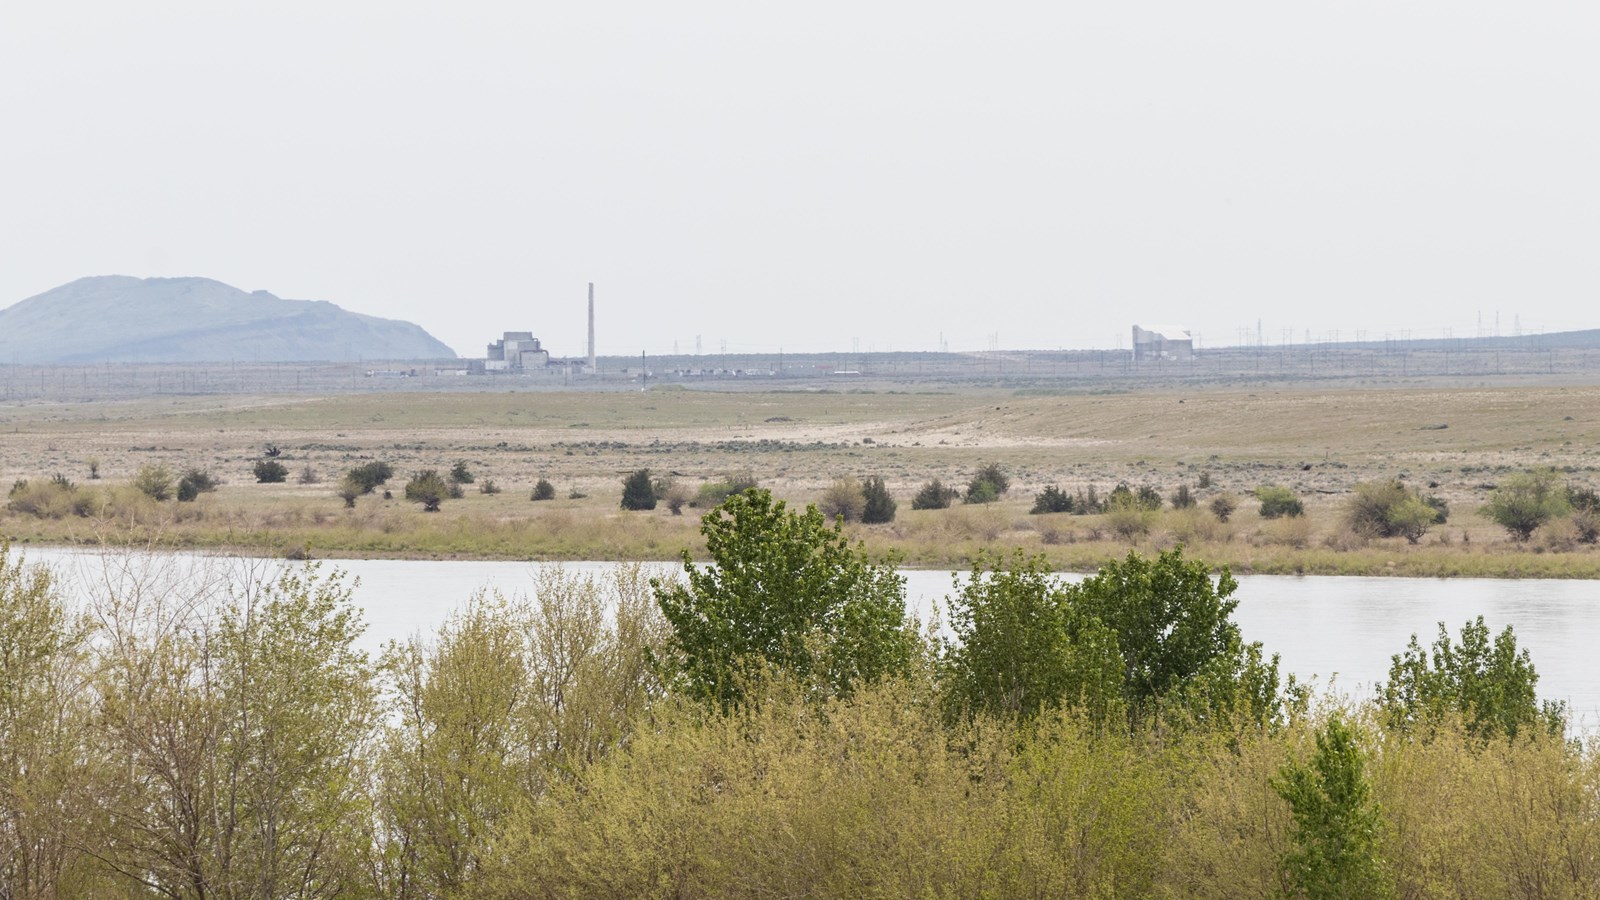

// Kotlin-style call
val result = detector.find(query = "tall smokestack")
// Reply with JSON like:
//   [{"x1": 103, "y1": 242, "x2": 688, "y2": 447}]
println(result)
[{"x1": 587, "y1": 282, "x2": 596, "y2": 374}]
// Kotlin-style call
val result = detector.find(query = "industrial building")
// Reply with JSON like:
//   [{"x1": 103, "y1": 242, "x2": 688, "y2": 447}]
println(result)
[
  {"x1": 483, "y1": 332, "x2": 551, "y2": 371},
  {"x1": 1132, "y1": 325, "x2": 1194, "y2": 361}
]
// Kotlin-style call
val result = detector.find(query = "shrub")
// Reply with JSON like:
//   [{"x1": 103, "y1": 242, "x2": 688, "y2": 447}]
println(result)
[
  {"x1": 87, "y1": 457, "x2": 101, "y2": 480},
  {"x1": 1076, "y1": 484, "x2": 1104, "y2": 515},
  {"x1": 911, "y1": 479, "x2": 959, "y2": 510},
  {"x1": 621, "y1": 469, "x2": 658, "y2": 511},
  {"x1": 1196, "y1": 471, "x2": 1213, "y2": 489},
  {"x1": 478, "y1": 479, "x2": 501, "y2": 495},
  {"x1": 861, "y1": 476, "x2": 896, "y2": 524},
  {"x1": 405, "y1": 470, "x2": 451, "y2": 512},
  {"x1": 819, "y1": 478, "x2": 867, "y2": 523},
  {"x1": 1031, "y1": 485, "x2": 1075, "y2": 515},
  {"x1": 1170, "y1": 484, "x2": 1196, "y2": 509},
  {"x1": 347, "y1": 461, "x2": 394, "y2": 494},
  {"x1": 298, "y1": 463, "x2": 320, "y2": 485},
  {"x1": 1483, "y1": 469, "x2": 1568, "y2": 542},
  {"x1": 176, "y1": 468, "x2": 218, "y2": 503},
  {"x1": 531, "y1": 479, "x2": 557, "y2": 501},
  {"x1": 1210, "y1": 495, "x2": 1238, "y2": 523},
  {"x1": 965, "y1": 463, "x2": 1009, "y2": 504},
  {"x1": 1105, "y1": 500, "x2": 1153, "y2": 540},
  {"x1": 253, "y1": 460, "x2": 289, "y2": 484},
  {"x1": 447, "y1": 481, "x2": 465, "y2": 500},
  {"x1": 336, "y1": 476, "x2": 363, "y2": 508},
  {"x1": 6, "y1": 478, "x2": 81, "y2": 518},
  {"x1": 1255, "y1": 485, "x2": 1304, "y2": 519},
  {"x1": 694, "y1": 472, "x2": 758, "y2": 508},
  {"x1": 449, "y1": 461, "x2": 475, "y2": 485},
  {"x1": 1135, "y1": 485, "x2": 1163, "y2": 511},
  {"x1": 135, "y1": 465, "x2": 176, "y2": 500},
  {"x1": 1345, "y1": 479, "x2": 1443, "y2": 544}
]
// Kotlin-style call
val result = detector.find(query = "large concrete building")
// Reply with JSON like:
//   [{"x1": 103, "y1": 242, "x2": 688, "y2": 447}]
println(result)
[
  {"x1": 1132, "y1": 325, "x2": 1194, "y2": 361},
  {"x1": 484, "y1": 331, "x2": 551, "y2": 371}
]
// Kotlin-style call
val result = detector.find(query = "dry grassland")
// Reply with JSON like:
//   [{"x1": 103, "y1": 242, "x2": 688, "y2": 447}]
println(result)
[{"x1": 4, "y1": 382, "x2": 1600, "y2": 575}]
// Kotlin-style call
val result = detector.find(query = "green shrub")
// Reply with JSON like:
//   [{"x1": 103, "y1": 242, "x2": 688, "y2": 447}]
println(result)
[
  {"x1": 861, "y1": 476, "x2": 896, "y2": 524},
  {"x1": 347, "y1": 461, "x2": 394, "y2": 494},
  {"x1": 253, "y1": 460, "x2": 289, "y2": 484},
  {"x1": 819, "y1": 477, "x2": 866, "y2": 523},
  {"x1": 1170, "y1": 484, "x2": 1196, "y2": 509},
  {"x1": 1031, "y1": 485, "x2": 1075, "y2": 514},
  {"x1": 1483, "y1": 469, "x2": 1568, "y2": 542},
  {"x1": 531, "y1": 479, "x2": 556, "y2": 501},
  {"x1": 136, "y1": 464, "x2": 176, "y2": 499},
  {"x1": 1345, "y1": 480, "x2": 1443, "y2": 544},
  {"x1": 1256, "y1": 485, "x2": 1304, "y2": 519},
  {"x1": 405, "y1": 470, "x2": 450, "y2": 512},
  {"x1": 449, "y1": 460, "x2": 474, "y2": 484},
  {"x1": 1379, "y1": 616, "x2": 1565, "y2": 739},
  {"x1": 478, "y1": 479, "x2": 501, "y2": 495},
  {"x1": 1273, "y1": 716, "x2": 1392, "y2": 899},
  {"x1": 965, "y1": 463, "x2": 1009, "y2": 504},
  {"x1": 1210, "y1": 494, "x2": 1237, "y2": 523},
  {"x1": 911, "y1": 479, "x2": 959, "y2": 510},
  {"x1": 693, "y1": 472, "x2": 758, "y2": 508},
  {"x1": 176, "y1": 469, "x2": 218, "y2": 503},
  {"x1": 621, "y1": 469, "x2": 657, "y2": 511}
]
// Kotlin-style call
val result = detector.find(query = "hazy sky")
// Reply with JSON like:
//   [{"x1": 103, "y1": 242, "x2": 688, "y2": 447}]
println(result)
[{"x1": 3, "y1": 2, "x2": 1596, "y2": 357}]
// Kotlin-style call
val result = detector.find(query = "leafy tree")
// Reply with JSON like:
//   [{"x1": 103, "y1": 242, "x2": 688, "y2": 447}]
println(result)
[
  {"x1": 347, "y1": 461, "x2": 394, "y2": 494},
  {"x1": 911, "y1": 479, "x2": 959, "y2": 510},
  {"x1": 652, "y1": 489, "x2": 914, "y2": 710},
  {"x1": 860, "y1": 475, "x2": 896, "y2": 524},
  {"x1": 1483, "y1": 469, "x2": 1569, "y2": 541},
  {"x1": 449, "y1": 460, "x2": 475, "y2": 484},
  {"x1": 1255, "y1": 484, "x2": 1304, "y2": 519},
  {"x1": 1030, "y1": 485, "x2": 1075, "y2": 514},
  {"x1": 253, "y1": 459, "x2": 290, "y2": 484},
  {"x1": 1273, "y1": 716, "x2": 1392, "y2": 899},
  {"x1": 818, "y1": 477, "x2": 866, "y2": 523},
  {"x1": 1378, "y1": 616, "x2": 1565, "y2": 739},
  {"x1": 134, "y1": 464, "x2": 175, "y2": 499},
  {"x1": 1073, "y1": 548, "x2": 1286, "y2": 721},
  {"x1": 1135, "y1": 484, "x2": 1163, "y2": 511},
  {"x1": 405, "y1": 469, "x2": 451, "y2": 512},
  {"x1": 941, "y1": 551, "x2": 1122, "y2": 723},
  {"x1": 531, "y1": 478, "x2": 557, "y2": 501},
  {"x1": 621, "y1": 469, "x2": 657, "y2": 511}
]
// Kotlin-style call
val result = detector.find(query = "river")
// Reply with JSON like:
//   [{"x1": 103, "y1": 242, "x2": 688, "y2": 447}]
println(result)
[{"x1": 17, "y1": 547, "x2": 1600, "y2": 728}]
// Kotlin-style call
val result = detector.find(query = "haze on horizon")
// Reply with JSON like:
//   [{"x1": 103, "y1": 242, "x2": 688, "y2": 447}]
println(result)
[{"x1": 2, "y1": 2, "x2": 1596, "y2": 359}]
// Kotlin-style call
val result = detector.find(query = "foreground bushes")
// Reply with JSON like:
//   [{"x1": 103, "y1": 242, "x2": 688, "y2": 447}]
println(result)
[{"x1": 1, "y1": 521, "x2": 1594, "y2": 898}]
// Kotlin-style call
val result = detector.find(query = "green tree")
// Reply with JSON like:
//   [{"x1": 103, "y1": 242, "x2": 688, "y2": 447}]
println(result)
[
  {"x1": 860, "y1": 475, "x2": 897, "y2": 524},
  {"x1": 531, "y1": 478, "x2": 557, "y2": 501},
  {"x1": 964, "y1": 463, "x2": 1009, "y2": 504},
  {"x1": 1273, "y1": 716, "x2": 1392, "y2": 899},
  {"x1": 336, "y1": 475, "x2": 363, "y2": 508},
  {"x1": 449, "y1": 460, "x2": 475, "y2": 484},
  {"x1": 406, "y1": 469, "x2": 451, "y2": 512},
  {"x1": 941, "y1": 551, "x2": 1122, "y2": 723},
  {"x1": 1483, "y1": 469, "x2": 1569, "y2": 541},
  {"x1": 620, "y1": 469, "x2": 657, "y2": 511},
  {"x1": 653, "y1": 489, "x2": 914, "y2": 710},
  {"x1": 1346, "y1": 479, "x2": 1443, "y2": 544},
  {"x1": 1378, "y1": 616, "x2": 1564, "y2": 739},
  {"x1": 347, "y1": 461, "x2": 394, "y2": 494},
  {"x1": 1030, "y1": 485, "x2": 1074, "y2": 514}
]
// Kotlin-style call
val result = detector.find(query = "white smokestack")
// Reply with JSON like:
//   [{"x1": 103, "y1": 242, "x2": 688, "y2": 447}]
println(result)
[{"x1": 587, "y1": 282, "x2": 596, "y2": 374}]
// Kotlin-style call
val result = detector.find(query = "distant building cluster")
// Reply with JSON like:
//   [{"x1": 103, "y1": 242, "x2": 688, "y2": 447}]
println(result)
[
  {"x1": 1132, "y1": 325, "x2": 1193, "y2": 361},
  {"x1": 483, "y1": 331, "x2": 550, "y2": 372}
]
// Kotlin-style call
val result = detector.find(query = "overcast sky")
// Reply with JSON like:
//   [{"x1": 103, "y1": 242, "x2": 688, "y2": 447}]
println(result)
[{"x1": 2, "y1": 2, "x2": 1596, "y2": 357}]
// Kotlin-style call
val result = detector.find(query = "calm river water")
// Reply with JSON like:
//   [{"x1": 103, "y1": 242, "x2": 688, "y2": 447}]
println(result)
[{"x1": 20, "y1": 548, "x2": 1600, "y2": 728}]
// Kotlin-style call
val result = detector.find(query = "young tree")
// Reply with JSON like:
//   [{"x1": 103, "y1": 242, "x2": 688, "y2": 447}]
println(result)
[
  {"x1": 1378, "y1": 616, "x2": 1564, "y2": 738},
  {"x1": 134, "y1": 464, "x2": 175, "y2": 499},
  {"x1": 406, "y1": 469, "x2": 451, "y2": 512},
  {"x1": 347, "y1": 461, "x2": 394, "y2": 495},
  {"x1": 620, "y1": 469, "x2": 657, "y2": 511},
  {"x1": 531, "y1": 478, "x2": 557, "y2": 501},
  {"x1": 1209, "y1": 494, "x2": 1238, "y2": 523},
  {"x1": 1030, "y1": 485, "x2": 1074, "y2": 514},
  {"x1": 652, "y1": 489, "x2": 914, "y2": 710},
  {"x1": 1483, "y1": 469, "x2": 1569, "y2": 541},
  {"x1": 449, "y1": 460, "x2": 475, "y2": 485},
  {"x1": 1345, "y1": 479, "x2": 1443, "y2": 543},
  {"x1": 860, "y1": 475, "x2": 897, "y2": 524},
  {"x1": 1273, "y1": 716, "x2": 1392, "y2": 899},
  {"x1": 964, "y1": 463, "x2": 1009, "y2": 504},
  {"x1": 336, "y1": 475, "x2": 363, "y2": 508}
]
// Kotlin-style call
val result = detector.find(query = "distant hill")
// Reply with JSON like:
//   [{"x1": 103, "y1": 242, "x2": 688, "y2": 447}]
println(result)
[{"x1": 0, "y1": 276, "x2": 457, "y2": 364}]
